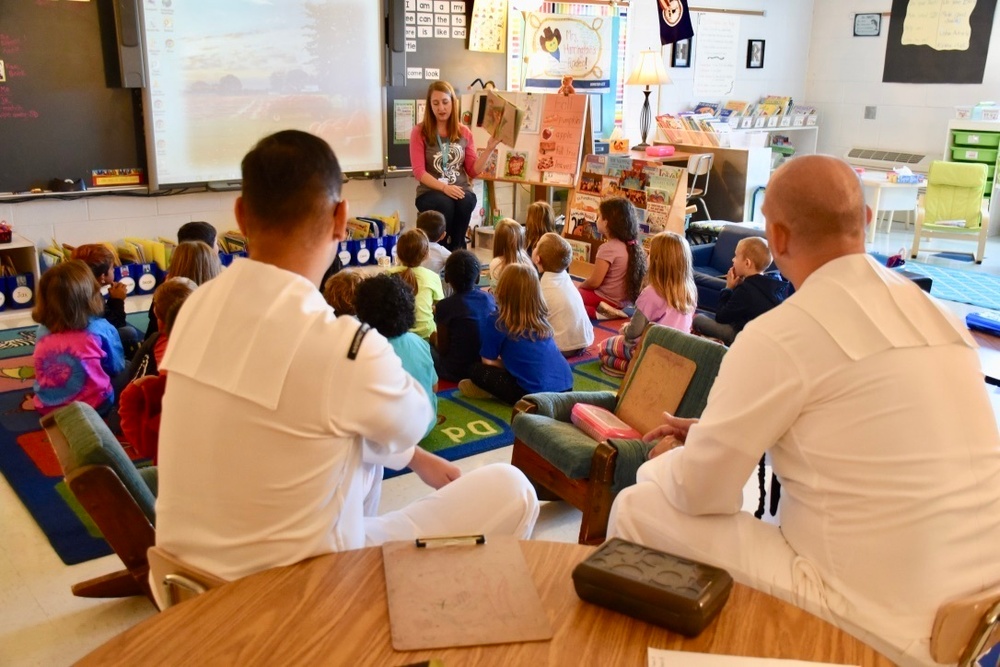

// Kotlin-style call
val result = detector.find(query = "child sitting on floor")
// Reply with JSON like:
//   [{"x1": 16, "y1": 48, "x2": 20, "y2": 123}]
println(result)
[
  {"x1": 488, "y1": 218, "x2": 533, "y2": 290},
  {"x1": 433, "y1": 250, "x2": 496, "y2": 382},
  {"x1": 118, "y1": 277, "x2": 197, "y2": 462},
  {"x1": 692, "y1": 236, "x2": 785, "y2": 346},
  {"x1": 31, "y1": 260, "x2": 126, "y2": 416},
  {"x1": 459, "y1": 263, "x2": 573, "y2": 405},
  {"x1": 416, "y1": 210, "x2": 451, "y2": 276},
  {"x1": 323, "y1": 268, "x2": 364, "y2": 317},
  {"x1": 533, "y1": 233, "x2": 593, "y2": 357},
  {"x1": 576, "y1": 197, "x2": 647, "y2": 320},
  {"x1": 355, "y1": 273, "x2": 438, "y2": 438},
  {"x1": 524, "y1": 201, "x2": 556, "y2": 257},
  {"x1": 388, "y1": 228, "x2": 444, "y2": 340},
  {"x1": 71, "y1": 244, "x2": 142, "y2": 359},
  {"x1": 599, "y1": 232, "x2": 696, "y2": 377}
]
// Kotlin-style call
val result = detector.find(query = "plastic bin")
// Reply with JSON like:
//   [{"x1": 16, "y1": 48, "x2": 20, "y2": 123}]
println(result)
[
  {"x1": 952, "y1": 131, "x2": 1000, "y2": 148},
  {"x1": 952, "y1": 146, "x2": 998, "y2": 163}
]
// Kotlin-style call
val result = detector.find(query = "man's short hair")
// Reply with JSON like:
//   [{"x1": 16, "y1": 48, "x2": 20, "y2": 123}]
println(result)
[
  {"x1": 240, "y1": 130, "x2": 343, "y2": 236},
  {"x1": 535, "y1": 233, "x2": 571, "y2": 273},
  {"x1": 416, "y1": 211, "x2": 446, "y2": 242},
  {"x1": 178, "y1": 221, "x2": 218, "y2": 247},
  {"x1": 737, "y1": 236, "x2": 772, "y2": 272},
  {"x1": 354, "y1": 273, "x2": 416, "y2": 338},
  {"x1": 443, "y1": 250, "x2": 480, "y2": 293}
]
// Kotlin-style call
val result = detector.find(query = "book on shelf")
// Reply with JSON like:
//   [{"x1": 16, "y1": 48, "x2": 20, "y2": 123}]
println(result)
[
  {"x1": 759, "y1": 95, "x2": 792, "y2": 114},
  {"x1": 565, "y1": 237, "x2": 592, "y2": 263},
  {"x1": 754, "y1": 103, "x2": 782, "y2": 118},
  {"x1": 722, "y1": 100, "x2": 752, "y2": 114},
  {"x1": 692, "y1": 102, "x2": 720, "y2": 115}
]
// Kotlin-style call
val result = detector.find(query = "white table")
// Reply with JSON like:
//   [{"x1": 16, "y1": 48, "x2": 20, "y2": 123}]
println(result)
[{"x1": 861, "y1": 174, "x2": 923, "y2": 243}]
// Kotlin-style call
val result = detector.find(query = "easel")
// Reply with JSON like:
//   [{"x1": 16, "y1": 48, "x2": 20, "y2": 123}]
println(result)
[{"x1": 468, "y1": 92, "x2": 593, "y2": 242}]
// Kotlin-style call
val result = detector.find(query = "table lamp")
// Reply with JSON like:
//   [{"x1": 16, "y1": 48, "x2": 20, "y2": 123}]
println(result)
[{"x1": 626, "y1": 50, "x2": 672, "y2": 150}]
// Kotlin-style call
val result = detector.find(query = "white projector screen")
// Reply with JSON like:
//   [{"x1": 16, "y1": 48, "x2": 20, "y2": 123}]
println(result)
[{"x1": 140, "y1": 1, "x2": 384, "y2": 189}]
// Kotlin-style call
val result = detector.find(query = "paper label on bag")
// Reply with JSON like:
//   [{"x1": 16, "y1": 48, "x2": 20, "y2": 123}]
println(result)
[
  {"x1": 357, "y1": 247, "x2": 371, "y2": 264},
  {"x1": 339, "y1": 250, "x2": 352, "y2": 265},
  {"x1": 12, "y1": 286, "x2": 32, "y2": 304},
  {"x1": 138, "y1": 273, "x2": 157, "y2": 291},
  {"x1": 120, "y1": 277, "x2": 136, "y2": 294}
]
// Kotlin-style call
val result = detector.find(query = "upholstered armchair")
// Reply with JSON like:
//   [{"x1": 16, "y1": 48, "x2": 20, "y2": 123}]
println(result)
[
  {"x1": 41, "y1": 402, "x2": 157, "y2": 603},
  {"x1": 511, "y1": 326, "x2": 727, "y2": 544}
]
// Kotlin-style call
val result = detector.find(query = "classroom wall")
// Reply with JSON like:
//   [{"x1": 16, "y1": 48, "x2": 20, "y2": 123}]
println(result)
[
  {"x1": 623, "y1": 0, "x2": 815, "y2": 142},
  {"x1": 806, "y1": 3, "x2": 1000, "y2": 160},
  {"x1": 0, "y1": 178, "x2": 422, "y2": 251}
]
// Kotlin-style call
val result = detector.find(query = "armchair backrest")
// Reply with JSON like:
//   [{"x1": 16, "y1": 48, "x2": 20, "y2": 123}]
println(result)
[
  {"x1": 43, "y1": 401, "x2": 156, "y2": 523},
  {"x1": 925, "y1": 160, "x2": 988, "y2": 229},
  {"x1": 708, "y1": 225, "x2": 773, "y2": 274},
  {"x1": 617, "y1": 325, "x2": 727, "y2": 428}
]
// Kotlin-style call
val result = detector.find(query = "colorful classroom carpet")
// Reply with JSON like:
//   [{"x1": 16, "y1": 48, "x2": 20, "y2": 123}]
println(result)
[
  {"x1": 1, "y1": 315, "x2": 625, "y2": 564},
  {"x1": 871, "y1": 253, "x2": 1000, "y2": 311}
]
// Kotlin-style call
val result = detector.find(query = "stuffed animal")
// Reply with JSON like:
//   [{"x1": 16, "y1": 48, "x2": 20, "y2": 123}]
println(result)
[{"x1": 558, "y1": 76, "x2": 575, "y2": 96}]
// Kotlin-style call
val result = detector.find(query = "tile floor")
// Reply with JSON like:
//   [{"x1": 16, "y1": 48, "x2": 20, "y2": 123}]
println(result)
[{"x1": 2, "y1": 225, "x2": 998, "y2": 665}]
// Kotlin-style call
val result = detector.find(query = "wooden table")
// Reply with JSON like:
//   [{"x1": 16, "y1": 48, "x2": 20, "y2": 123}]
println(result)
[{"x1": 79, "y1": 541, "x2": 892, "y2": 666}]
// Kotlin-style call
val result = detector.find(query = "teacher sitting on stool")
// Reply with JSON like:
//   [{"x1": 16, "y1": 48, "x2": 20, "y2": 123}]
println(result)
[{"x1": 410, "y1": 80, "x2": 500, "y2": 250}]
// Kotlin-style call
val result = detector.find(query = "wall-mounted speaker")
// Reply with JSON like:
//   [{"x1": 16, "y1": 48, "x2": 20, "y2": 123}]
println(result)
[{"x1": 110, "y1": 0, "x2": 146, "y2": 88}]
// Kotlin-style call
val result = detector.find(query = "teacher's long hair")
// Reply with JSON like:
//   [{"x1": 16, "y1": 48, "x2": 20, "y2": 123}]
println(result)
[{"x1": 421, "y1": 80, "x2": 461, "y2": 143}]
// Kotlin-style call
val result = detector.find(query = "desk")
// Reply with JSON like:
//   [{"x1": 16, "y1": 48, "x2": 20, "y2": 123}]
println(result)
[
  {"x1": 79, "y1": 541, "x2": 892, "y2": 666},
  {"x1": 861, "y1": 174, "x2": 923, "y2": 243}
]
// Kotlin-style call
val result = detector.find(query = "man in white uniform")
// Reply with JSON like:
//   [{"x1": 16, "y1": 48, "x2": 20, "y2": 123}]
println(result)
[
  {"x1": 155, "y1": 131, "x2": 538, "y2": 599},
  {"x1": 608, "y1": 155, "x2": 1000, "y2": 666}
]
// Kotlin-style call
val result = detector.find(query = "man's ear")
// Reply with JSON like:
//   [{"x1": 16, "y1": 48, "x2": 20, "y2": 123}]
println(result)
[
  {"x1": 234, "y1": 197, "x2": 248, "y2": 237},
  {"x1": 768, "y1": 220, "x2": 789, "y2": 258},
  {"x1": 332, "y1": 199, "x2": 349, "y2": 243}
]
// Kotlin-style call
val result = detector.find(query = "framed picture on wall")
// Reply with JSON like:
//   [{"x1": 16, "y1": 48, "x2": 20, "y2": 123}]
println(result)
[
  {"x1": 854, "y1": 13, "x2": 881, "y2": 37},
  {"x1": 671, "y1": 38, "x2": 691, "y2": 68},
  {"x1": 747, "y1": 39, "x2": 765, "y2": 69}
]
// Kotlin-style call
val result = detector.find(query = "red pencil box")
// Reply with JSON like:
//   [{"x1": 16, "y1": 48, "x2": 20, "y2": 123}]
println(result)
[{"x1": 570, "y1": 403, "x2": 642, "y2": 441}]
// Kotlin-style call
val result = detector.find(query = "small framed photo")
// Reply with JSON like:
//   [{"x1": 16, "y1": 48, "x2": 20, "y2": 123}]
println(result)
[
  {"x1": 0, "y1": 60, "x2": 6, "y2": 83},
  {"x1": 747, "y1": 40, "x2": 765, "y2": 69},
  {"x1": 854, "y1": 13, "x2": 881, "y2": 37},
  {"x1": 671, "y1": 38, "x2": 691, "y2": 68}
]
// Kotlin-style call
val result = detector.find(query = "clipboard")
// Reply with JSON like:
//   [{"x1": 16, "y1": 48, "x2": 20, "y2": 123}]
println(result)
[
  {"x1": 382, "y1": 536, "x2": 553, "y2": 651},
  {"x1": 615, "y1": 345, "x2": 696, "y2": 437}
]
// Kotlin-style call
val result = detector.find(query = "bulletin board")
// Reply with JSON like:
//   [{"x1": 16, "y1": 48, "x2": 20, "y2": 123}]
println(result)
[
  {"x1": 385, "y1": 0, "x2": 507, "y2": 173},
  {"x1": 883, "y1": 0, "x2": 998, "y2": 84}
]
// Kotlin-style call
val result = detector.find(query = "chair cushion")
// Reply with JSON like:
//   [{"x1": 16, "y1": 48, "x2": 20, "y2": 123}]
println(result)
[
  {"x1": 52, "y1": 402, "x2": 157, "y2": 523},
  {"x1": 926, "y1": 161, "x2": 987, "y2": 229},
  {"x1": 513, "y1": 413, "x2": 600, "y2": 479},
  {"x1": 138, "y1": 465, "x2": 159, "y2": 499},
  {"x1": 523, "y1": 391, "x2": 617, "y2": 422},
  {"x1": 608, "y1": 438, "x2": 651, "y2": 493}
]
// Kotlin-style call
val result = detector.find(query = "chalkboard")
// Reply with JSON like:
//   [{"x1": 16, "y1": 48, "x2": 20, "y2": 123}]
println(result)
[
  {"x1": 385, "y1": 0, "x2": 506, "y2": 172},
  {"x1": 0, "y1": 1, "x2": 144, "y2": 193}
]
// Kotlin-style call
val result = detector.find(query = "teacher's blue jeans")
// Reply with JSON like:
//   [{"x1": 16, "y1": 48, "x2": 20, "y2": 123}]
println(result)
[{"x1": 416, "y1": 188, "x2": 477, "y2": 250}]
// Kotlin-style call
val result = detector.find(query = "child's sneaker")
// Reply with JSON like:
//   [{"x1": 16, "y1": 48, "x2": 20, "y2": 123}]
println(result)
[
  {"x1": 596, "y1": 301, "x2": 629, "y2": 321},
  {"x1": 458, "y1": 379, "x2": 494, "y2": 399}
]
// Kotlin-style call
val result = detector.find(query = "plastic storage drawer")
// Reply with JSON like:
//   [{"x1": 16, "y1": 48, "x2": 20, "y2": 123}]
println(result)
[
  {"x1": 952, "y1": 131, "x2": 1000, "y2": 148},
  {"x1": 952, "y1": 146, "x2": 998, "y2": 163}
]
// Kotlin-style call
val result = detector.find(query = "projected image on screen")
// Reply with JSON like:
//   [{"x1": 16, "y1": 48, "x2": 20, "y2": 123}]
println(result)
[{"x1": 142, "y1": 0, "x2": 383, "y2": 188}]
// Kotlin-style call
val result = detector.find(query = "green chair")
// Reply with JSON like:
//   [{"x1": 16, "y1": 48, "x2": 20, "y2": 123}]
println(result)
[
  {"x1": 41, "y1": 402, "x2": 157, "y2": 603},
  {"x1": 510, "y1": 325, "x2": 727, "y2": 544},
  {"x1": 910, "y1": 160, "x2": 990, "y2": 264}
]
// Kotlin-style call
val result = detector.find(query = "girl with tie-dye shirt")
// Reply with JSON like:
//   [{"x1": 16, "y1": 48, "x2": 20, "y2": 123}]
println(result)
[{"x1": 31, "y1": 260, "x2": 125, "y2": 416}]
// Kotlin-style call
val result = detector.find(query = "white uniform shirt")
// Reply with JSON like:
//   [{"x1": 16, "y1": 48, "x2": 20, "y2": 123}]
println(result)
[
  {"x1": 540, "y1": 270, "x2": 595, "y2": 352},
  {"x1": 638, "y1": 253, "x2": 1000, "y2": 640},
  {"x1": 155, "y1": 259, "x2": 432, "y2": 581},
  {"x1": 421, "y1": 242, "x2": 451, "y2": 276}
]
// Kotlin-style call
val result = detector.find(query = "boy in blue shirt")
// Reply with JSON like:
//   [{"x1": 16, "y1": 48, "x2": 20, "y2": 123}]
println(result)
[{"x1": 432, "y1": 250, "x2": 496, "y2": 382}]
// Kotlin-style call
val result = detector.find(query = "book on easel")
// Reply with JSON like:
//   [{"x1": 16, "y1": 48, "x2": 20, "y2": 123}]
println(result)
[
  {"x1": 483, "y1": 89, "x2": 525, "y2": 147},
  {"x1": 382, "y1": 535, "x2": 552, "y2": 651}
]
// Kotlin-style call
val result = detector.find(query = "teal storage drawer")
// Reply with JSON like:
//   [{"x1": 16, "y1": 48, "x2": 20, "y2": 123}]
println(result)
[
  {"x1": 952, "y1": 146, "x2": 998, "y2": 163},
  {"x1": 952, "y1": 131, "x2": 1000, "y2": 148}
]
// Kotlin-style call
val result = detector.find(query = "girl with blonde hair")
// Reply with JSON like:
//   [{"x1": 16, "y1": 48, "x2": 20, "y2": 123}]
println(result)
[
  {"x1": 145, "y1": 240, "x2": 222, "y2": 340},
  {"x1": 523, "y1": 201, "x2": 556, "y2": 256},
  {"x1": 488, "y1": 218, "x2": 533, "y2": 289},
  {"x1": 458, "y1": 264, "x2": 573, "y2": 405},
  {"x1": 599, "y1": 231, "x2": 697, "y2": 376}
]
